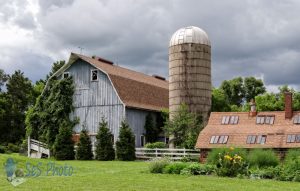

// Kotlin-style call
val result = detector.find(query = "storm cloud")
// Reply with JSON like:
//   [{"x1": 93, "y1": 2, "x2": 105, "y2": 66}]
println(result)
[{"x1": 1, "y1": 0, "x2": 300, "y2": 91}]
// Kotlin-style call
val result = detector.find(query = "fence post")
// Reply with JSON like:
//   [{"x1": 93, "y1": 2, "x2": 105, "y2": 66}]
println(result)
[
  {"x1": 27, "y1": 136, "x2": 30, "y2": 157},
  {"x1": 183, "y1": 148, "x2": 186, "y2": 157},
  {"x1": 155, "y1": 148, "x2": 158, "y2": 157}
]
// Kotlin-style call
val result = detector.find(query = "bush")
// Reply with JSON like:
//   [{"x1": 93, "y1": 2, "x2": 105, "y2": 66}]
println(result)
[
  {"x1": 53, "y1": 120, "x2": 75, "y2": 160},
  {"x1": 149, "y1": 158, "x2": 171, "y2": 173},
  {"x1": 163, "y1": 162, "x2": 189, "y2": 174},
  {"x1": 76, "y1": 129, "x2": 93, "y2": 160},
  {"x1": 285, "y1": 149, "x2": 300, "y2": 163},
  {"x1": 180, "y1": 156, "x2": 199, "y2": 162},
  {"x1": 206, "y1": 147, "x2": 247, "y2": 165},
  {"x1": 145, "y1": 142, "x2": 166, "y2": 149},
  {"x1": 215, "y1": 147, "x2": 249, "y2": 177},
  {"x1": 250, "y1": 166, "x2": 281, "y2": 179},
  {"x1": 95, "y1": 118, "x2": 115, "y2": 161},
  {"x1": 7, "y1": 143, "x2": 19, "y2": 153},
  {"x1": 181, "y1": 163, "x2": 215, "y2": 175},
  {"x1": 0, "y1": 145, "x2": 6, "y2": 153},
  {"x1": 116, "y1": 121, "x2": 136, "y2": 161},
  {"x1": 248, "y1": 149, "x2": 279, "y2": 168}
]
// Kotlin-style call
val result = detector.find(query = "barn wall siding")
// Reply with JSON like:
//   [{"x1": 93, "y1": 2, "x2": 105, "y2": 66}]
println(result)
[
  {"x1": 63, "y1": 60, "x2": 125, "y2": 145},
  {"x1": 126, "y1": 108, "x2": 158, "y2": 147}
]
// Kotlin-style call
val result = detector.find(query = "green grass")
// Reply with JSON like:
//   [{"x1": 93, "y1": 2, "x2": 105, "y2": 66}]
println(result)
[{"x1": 0, "y1": 154, "x2": 300, "y2": 191}]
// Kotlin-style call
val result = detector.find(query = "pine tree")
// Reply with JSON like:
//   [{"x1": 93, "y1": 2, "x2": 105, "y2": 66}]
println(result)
[
  {"x1": 116, "y1": 121, "x2": 136, "y2": 161},
  {"x1": 95, "y1": 118, "x2": 115, "y2": 161},
  {"x1": 76, "y1": 129, "x2": 93, "y2": 160},
  {"x1": 53, "y1": 120, "x2": 75, "y2": 160}
]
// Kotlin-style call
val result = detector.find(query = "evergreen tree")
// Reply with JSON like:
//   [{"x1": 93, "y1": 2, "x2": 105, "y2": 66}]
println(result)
[
  {"x1": 116, "y1": 121, "x2": 136, "y2": 161},
  {"x1": 95, "y1": 118, "x2": 115, "y2": 161},
  {"x1": 53, "y1": 120, "x2": 74, "y2": 160},
  {"x1": 76, "y1": 129, "x2": 93, "y2": 160},
  {"x1": 144, "y1": 113, "x2": 159, "y2": 143}
]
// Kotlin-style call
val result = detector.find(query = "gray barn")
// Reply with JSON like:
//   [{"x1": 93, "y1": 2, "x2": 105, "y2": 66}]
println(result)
[{"x1": 55, "y1": 53, "x2": 168, "y2": 148}]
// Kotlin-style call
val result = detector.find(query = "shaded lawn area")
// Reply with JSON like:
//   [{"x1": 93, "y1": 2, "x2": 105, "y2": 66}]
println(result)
[{"x1": 0, "y1": 154, "x2": 299, "y2": 191}]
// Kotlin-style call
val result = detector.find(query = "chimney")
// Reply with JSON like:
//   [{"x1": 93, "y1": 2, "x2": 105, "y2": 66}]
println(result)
[
  {"x1": 285, "y1": 92, "x2": 293, "y2": 119},
  {"x1": 249, "y1": 99, "x2": 257, "y2": 117}
]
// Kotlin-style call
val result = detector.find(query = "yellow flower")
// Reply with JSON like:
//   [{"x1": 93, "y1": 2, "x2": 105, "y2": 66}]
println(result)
[{"x1": 230, "y1": 147, "x2": 234, "y2": 151}]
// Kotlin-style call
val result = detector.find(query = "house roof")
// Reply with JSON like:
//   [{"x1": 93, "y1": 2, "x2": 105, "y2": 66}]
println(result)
[
  {"x1": 58, "y1": 52, "x2": 168, "y2": 111},
  {"x1": 196, "y1": 111, "x2": 300, "y2": 149}
]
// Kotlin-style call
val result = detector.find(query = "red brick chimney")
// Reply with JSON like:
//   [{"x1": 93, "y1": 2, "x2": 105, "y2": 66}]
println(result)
[
  {"x1": 285, "y1": 92, "x2": 293, "y2": 119},
  {"x1": 249, "y1": 99, "x2": 257, "y2": 117}
]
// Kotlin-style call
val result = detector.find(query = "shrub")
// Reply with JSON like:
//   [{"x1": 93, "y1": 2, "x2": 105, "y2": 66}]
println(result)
[
  {"x1": 149, "y1": 158, "x2": 171, "y2": 173},
  {"x1": 76, "y1": 129, "x2": 93, "y2": 160},
  {"x1": 180, "y1": 156, "x2": 199, "y2": 162},
  {"x1": 285, "y1": 149, "x2": 300, "y2": 163},
  {"x1": 163, "y1": 162, "x2": 189, "y2": 174},
  {"x1": 145, "y1": 142, "x2": 166, "y2": 149},
  {"x1": 7, "y1": 143, "x2": 19, "y2": 153},
  {"x1": 206, "y1": 147, "x2": 247, "y2": 165},
  {"x1": 53, "y1": 120, "x2": 75, "y2": 160},
  {"x1": 116, "y1": 121, "x2": 136, "y2": 161},
  {"x1": 215, "y1": 147, "x2": 249, "y2": 177},
  {"x1": 180, "y1": 163, "x2": 215, "y2": 175},
  {"x1": 0, "y1": 145, "x2": 6, "y2": 153},
  {"x1": 95, "y1": 118, "x2": 115, "y2": 161},
  {"x1": 248, "y1": 149, "x2": 279, "y2": 168}
]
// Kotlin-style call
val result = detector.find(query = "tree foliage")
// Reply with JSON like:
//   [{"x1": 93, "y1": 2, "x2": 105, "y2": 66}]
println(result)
[
  {"x1": 95, "y1": 118, "x2": 115, "y2": 161},
  {"x1": 53, "y1": 120, "x2": 75, "y2": 160},
  {"x1": 163, "y1": 104, "x2": 202, "y2": 149},
  {"x1": 116, "y1": 121, "x2": 135, "y2": 161},
  {"x1": 211, "y1": 88, "x2": 231, "y2": 112},
  {"x1": 144, "y1": 113, "x2": 161, "y2": 143},
  {"x1": 0, "y1": 70, "x2": 34, "y2": 144},
  {"x1": 76, "y1": 129, "x2": 93, "y2": 160},
  {"x1": 0, "y1": 69, "x2": 8, "y2": 92},
  {"x1": 25, "y1": 75, "x2": 76, "y2": 148}
]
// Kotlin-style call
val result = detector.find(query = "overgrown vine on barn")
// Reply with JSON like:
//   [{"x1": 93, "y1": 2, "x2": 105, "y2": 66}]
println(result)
[{"x1": 25, "y1": 76, "x2": 78, "y2": 150}]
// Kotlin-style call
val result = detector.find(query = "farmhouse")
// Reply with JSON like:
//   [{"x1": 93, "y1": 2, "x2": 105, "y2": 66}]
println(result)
[
  {"x1": 196, "y1": 92, "x2": 300, "y2": 162},
  {"x1": 54, "y1": 52, "x2": 168, "y2": 148}
]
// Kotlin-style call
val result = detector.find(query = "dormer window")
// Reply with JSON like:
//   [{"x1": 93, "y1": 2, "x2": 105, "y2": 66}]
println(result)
[
  {"x1": 221, "y1": 116, "x2": 239, "y2": 125},
  {"x1": 293, "y1": 115, "x2": 300, "y2": 124},
  {"x1": 63, "y1": 72, "x2": 70, "y2": 79},
  {"x1": 246, "y1": 135, "x2": 266, "y2": 144},
  {"x1": 91, "y1": 69, "x2": 98, "y2": 81},
  {"x1": 256, "y1": 115, "x2": 275, "y2": 124},
  {"x1": 210, "y1": 135, "x2": 229, "y2": 144}
]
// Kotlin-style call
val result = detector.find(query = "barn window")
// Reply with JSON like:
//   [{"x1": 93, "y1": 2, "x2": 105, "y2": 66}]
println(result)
[
  {"x1": 91, "y1": 69, "x2": 98, "y2": 81},
  {"x1": 63, "y1": 72, "x2": 70, "y2": 79}
]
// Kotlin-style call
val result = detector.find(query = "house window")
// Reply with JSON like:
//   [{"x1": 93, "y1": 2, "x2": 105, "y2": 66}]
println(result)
[
  {"x1": 256, "y1": 135, "x2": 267, "y2": 144},
  {"x1": 293, "y1": 115, "x2": 300, "y2": 124},
  {"x1": 140, "y1": 135, "x2": 145, "y2": 147},
  {"x1": 247, "y1": 135, "x2": 267, "y2": 144},
  {"x1": 287, "y1": 135, "x2": 296, "y2": 143},
  {"x1": 221, "y1": 116, "x2": 239, "y2": 125},
  {"x1": 63, "y1": 72, "x2": 70, "y2": 79},
  {"x1": 256, "y1": 115, "x2": 275, "y2": 124},
  {"x1": 91, "y1": 69, "x2": 98, "y2": 81},
  {"x1": 210, "y1": 135, "x2": 229, "y2": 144}
]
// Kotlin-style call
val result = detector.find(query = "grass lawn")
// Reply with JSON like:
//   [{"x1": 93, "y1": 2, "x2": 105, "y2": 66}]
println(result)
[{"x1": 0, "y1": 154, "x2": 299, "y2": 191}]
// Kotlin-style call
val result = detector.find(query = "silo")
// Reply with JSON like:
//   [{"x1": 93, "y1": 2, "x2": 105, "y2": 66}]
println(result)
[{"x1": 169, "y1": 26, "x2": 211, "y2": 123}]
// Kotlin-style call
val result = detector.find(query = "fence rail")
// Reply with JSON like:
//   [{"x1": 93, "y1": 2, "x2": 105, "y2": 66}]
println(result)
[
  {"x1": 135, "y1": 148, "x2": 200, "y2": 160},
  {"x1": 28, "y1": 136, "x2": 50, "y2": 158}
]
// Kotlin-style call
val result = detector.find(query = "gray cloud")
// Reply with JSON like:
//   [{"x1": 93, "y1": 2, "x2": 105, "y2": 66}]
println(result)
[{"x1": 1, "y1": 0, "x2": 300, "y2": 91}]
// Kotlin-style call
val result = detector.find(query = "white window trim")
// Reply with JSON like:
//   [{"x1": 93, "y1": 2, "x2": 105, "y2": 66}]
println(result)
[
  {"x1": 91, "y1": 69, "x2": 98, "y2": 81},
  {"x1": 63, "y1": 72, "x2": 70, "y2": 79}
]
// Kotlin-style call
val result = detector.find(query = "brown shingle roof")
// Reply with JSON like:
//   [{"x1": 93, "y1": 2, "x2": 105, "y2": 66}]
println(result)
[
  {"x1": 196, "y1": 111, "x2": 300, "y2": 149},
  {"x1": 67, "y1": 53, "x2": 168, "y2": 111}
]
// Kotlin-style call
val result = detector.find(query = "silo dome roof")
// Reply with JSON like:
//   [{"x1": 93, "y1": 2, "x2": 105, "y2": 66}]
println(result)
[{"x1": 169, "y1": 26, "x2": 210, "y2": 47}]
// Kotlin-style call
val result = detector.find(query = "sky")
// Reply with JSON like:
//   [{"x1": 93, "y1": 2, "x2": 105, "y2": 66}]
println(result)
[{"x1": 1, "y1": 0, "x2": 300, "y2": 92}]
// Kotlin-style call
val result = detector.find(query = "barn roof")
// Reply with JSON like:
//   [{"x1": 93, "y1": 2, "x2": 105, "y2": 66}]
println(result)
[
  {"x1": 196, "y1": 111, "x2": 300, "y2": 149},
  {"x1": 58, "y1": 52, "x2": 168, "y2": 111}
]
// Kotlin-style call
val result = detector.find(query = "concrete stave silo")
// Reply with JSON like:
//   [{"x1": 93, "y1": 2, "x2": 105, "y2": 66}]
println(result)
[{"x1": 169, "y1": 26, "x2": 212, "y2": 123}]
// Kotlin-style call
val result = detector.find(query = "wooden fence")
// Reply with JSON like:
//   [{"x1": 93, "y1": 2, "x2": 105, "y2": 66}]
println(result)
[
  {"x1": 135, "y1": 148, "x2": 200, "y2": 160},
  {"x1": 28, "y1": 136, "x2": 50, "y2": 158}
]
